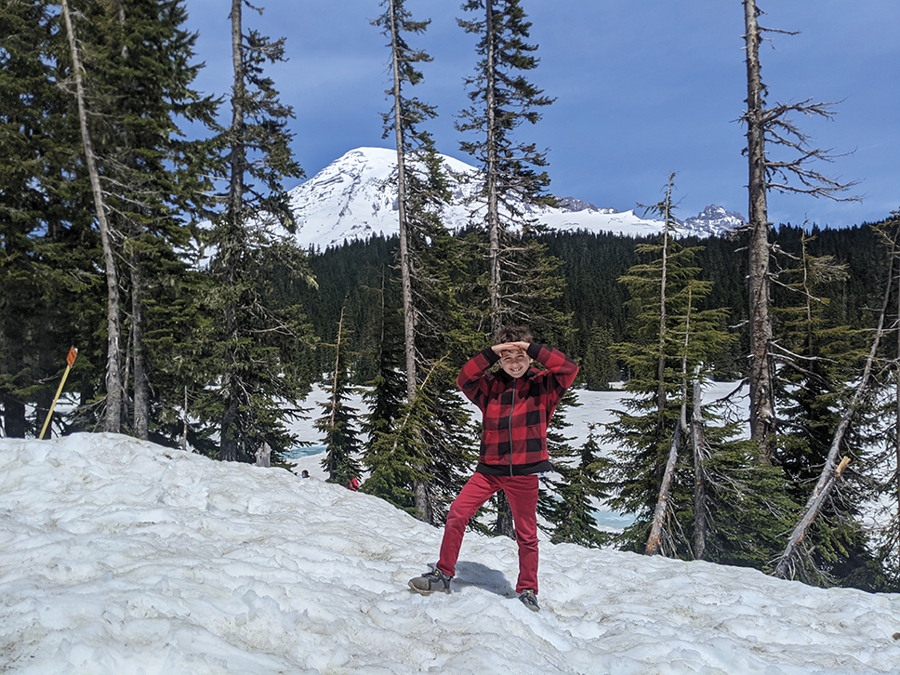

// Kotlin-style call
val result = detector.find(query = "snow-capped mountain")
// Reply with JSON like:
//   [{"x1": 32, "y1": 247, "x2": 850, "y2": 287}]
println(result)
[
  {"x1": 286, "y1": 148, "x2": 742, "y2": 250},
  {"x1": 678, "y1": 204, "x2": 746, "y2": 238}
]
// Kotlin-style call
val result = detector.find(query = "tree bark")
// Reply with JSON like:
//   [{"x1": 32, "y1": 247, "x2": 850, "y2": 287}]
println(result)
[
  {"x1": 131, "y1": 257, "x2": 148, "y2": 439},
  {"x1": 656, "y1": 181, "x2": 671, "y2": 419},
  {"x1": 220, "y1": 0, "x2": 246, "y2": 462},
  {"x1": 646, "y1": 422, "x2": 683, "y2": 556},
  {"x1": 485, "y1": 0, "x2": 501, "y2": 336},
  {"x1": 61, "y1": 0, "x2": 122, "y2": 434},
  {"x1": 691, "y1": 368, "x2": 709, "y2": 560},
  {"x1": 743, "y1": 0, "x2": 775, "y2": 462}
]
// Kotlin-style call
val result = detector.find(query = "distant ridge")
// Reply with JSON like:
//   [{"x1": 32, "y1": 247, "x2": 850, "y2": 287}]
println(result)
[{"x1": 286, "y1": 147, "x2": 744, "y2": 250}]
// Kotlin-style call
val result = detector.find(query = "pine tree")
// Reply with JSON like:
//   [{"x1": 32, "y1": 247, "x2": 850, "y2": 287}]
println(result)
[
  {"x1": 605, "y1": 182, "x2": 739, "y2": 557},
  {"x1": 0, "y1": 0, "x2": 91, "y2": 437},
  {"x1": 771, "y1": 233, "x2": 882, "y2": 585},
  {"x1": 76, "y1": 0, "x2": 220, "y2": 439},
  {"x1": 457, "y1": 0, "x2": 570, "y2": 536},
  {"x1": 317, "y1": 310, "x2": 363, "y2": 486},
  {"x1": 373, "y1": 0, "x2": 478, "y2": 523},
  {"x1": 204, "y1": 0, "x2": 314, "y2": 462},
  {"x1": 538, "y1": 394, "x2": 608, "y2": 548},
  {"x1": 457, "y1": 0, "x2": 566, "y2": 338}
]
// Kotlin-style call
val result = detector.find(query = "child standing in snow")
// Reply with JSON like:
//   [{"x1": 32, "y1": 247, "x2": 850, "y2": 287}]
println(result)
[{"x1": 408, "y1": 326, "x2": 579, "y2": 612}]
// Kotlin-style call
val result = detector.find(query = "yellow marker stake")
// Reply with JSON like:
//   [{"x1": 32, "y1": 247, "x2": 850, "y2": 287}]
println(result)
[{"x1": 39, "y1": 346, "x2": 78, "y2": 440}]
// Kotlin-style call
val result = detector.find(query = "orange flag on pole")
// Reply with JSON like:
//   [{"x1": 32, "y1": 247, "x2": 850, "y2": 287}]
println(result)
[{"x1": 39, "y1": 347, "x2": 78, "y2": 440}]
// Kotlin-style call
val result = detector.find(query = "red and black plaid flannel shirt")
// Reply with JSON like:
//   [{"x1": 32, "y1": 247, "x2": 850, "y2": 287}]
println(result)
[{"x1": 456, "y1": 343, "x2": 579, "y2": 476}]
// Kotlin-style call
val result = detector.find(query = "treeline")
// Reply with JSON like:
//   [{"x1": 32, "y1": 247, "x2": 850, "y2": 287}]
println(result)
[
  {"x1": 4, "y1": 0, "x2": 900, "y2": 593},
  {"x1": 293, "y1": 222, "x2": 890, "y2": 389}
]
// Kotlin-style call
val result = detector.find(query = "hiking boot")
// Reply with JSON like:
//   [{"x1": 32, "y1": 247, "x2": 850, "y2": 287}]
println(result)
[
  {"x1": 408, "y1": 566, "x2": 452, "y2": 594},
  {"x1": 519, "y1": 589, "x2": 540, "y2": 612}
]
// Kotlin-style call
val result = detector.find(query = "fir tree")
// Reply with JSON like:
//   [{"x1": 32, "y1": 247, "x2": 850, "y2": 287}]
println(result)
[
  {"x1": 604, "y1": 182, "x2": 767, "y2": 560},
  {"x1": 75, "y1": 0, "x2": 220, "y2": 439},
  {"x1": 457, "y1": 0, "x2": 570, "y2": 536},
  {"x1": 373, "y1": 0, "x2": 477, "y2": 523},
  {"x1": 0, "y1": 0, "x2": 91, "y2": 437},
  {"x1": 317, "y1": 310, "x2": 363, "y2": 486},
  {"x1": 771, "y1": 233, "x2": 881, "y2": 585},
  {"x1": 204, "y1": 0, "x2": 314, "y2": 462},
  {"x1": 457, "y1": 0, "x2": 565, "y2": 339},
  {"x1": 538, "y1": 396, "x2": 608, "y2": 548}
]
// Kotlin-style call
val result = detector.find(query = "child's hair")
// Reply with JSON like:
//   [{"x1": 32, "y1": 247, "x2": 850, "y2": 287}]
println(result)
[{"x1": 494, "y1": 326, "x2": 533, "y2": 344}]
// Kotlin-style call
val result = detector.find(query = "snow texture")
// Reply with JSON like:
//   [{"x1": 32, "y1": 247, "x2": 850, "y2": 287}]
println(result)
[{"x1": 2, "y1": 422, "x2": 900, "y2": 674}]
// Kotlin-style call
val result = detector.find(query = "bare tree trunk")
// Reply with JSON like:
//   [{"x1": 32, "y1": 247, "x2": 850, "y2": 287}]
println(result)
[
  {"x1": 221, "y1": 0, "x2": 246, "y2": 462},
  {"x1": 656, "y1": 181, "x2": 671, "y2": 419},
  {"x1": 773, "y1": 246, "x2": 896, "y2": 578},
  {"x1": 485, "y1": 0, "x2": 501, "y2": 336},
  {"x1": 646, "y1": 421, "x2": 683, "y2": 556},
  {"x1": 387, "y1": 0, "x2": 430, "y2": 521},
  {"x1": 61, "y1": 0, "x2": 122, "y2": 434},
  {"x1": 691, "y1": 367, "x2": 709, "y2": 559},
  {"x1": 743, "y1": 0, "x2": 775, "y2": 462},
  {"x1": 131, "y1": 258, "x2": 148, "y2": 439}
]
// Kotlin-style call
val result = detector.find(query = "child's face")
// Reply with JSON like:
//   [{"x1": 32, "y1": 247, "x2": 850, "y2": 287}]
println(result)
[{"x1": 498, "y1": 348, "x2": 532, "y2": 379}]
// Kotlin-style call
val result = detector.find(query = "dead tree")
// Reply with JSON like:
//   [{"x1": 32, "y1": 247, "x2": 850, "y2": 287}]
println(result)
[
  {"x1": 742, "y1": 0, "x2": 858, "y2": 462},
  {"x1": 691, "y1": 366, "x2": 710, "y2": 559},
  {"x1": 647, "y1": 287, "x2": 692, "y2": 556},
  {"x1": 773, "y1": 234, "x2": 897, "y2": 579},
  {"x1": 61, "y1": 0, "x2": 122, "y2": 433}
]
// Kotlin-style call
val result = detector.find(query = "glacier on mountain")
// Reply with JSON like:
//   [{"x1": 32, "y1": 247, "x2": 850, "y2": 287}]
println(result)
[{"x1": 286, "y1": 147, "x2": 744, "y2": 250}]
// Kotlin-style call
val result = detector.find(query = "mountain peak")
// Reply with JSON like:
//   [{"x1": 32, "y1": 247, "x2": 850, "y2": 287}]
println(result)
[{"x1": 287, "y1": 148, "x2": 740, "y2": 249}]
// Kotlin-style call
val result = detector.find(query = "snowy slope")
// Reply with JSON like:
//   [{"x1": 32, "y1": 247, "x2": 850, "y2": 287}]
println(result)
[
  {"x1": 286, "y1": 148, "x2": 742, "y2": 250},
  {"x1": 2, "y1": 432, "x2": 900, "y2": 674}
]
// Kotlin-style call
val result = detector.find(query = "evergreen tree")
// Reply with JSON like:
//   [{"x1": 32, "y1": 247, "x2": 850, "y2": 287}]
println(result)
[
  {"x1": 772, "y1": 233, "x2": 881, "y2": 585},
  {"x1": 204, "y1": 0, "x2": 314, "y2": 462},
  {"x1": 457, "y1": 0, "x2": 565, "y2": 339},
  {"x1": 604, "y1": 184, "x2": 758, "y2": 559},
  {"x1": 457, "y1": 0, "x2": 570, "y2": 536},
  {"x1": 76, "y1": 0, "x2": 220, "y2": 439},
  {"x1": 373, "y1": 0, "x2": 478, "y2": 523},
  {"x1": 0, "y1": 0, "x2": 93, "y2": 437},
  {"x1": 317, "y1": 310, "x2": 363, "y2": 486},
  {"x1": 538, "y1": 396, "x2": 608, "y2": 548}
]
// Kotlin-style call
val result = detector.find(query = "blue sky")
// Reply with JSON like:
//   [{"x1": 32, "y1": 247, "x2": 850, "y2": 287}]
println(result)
[{"x1": 183, "y1": 0, "x2": 899, "y2": 228}]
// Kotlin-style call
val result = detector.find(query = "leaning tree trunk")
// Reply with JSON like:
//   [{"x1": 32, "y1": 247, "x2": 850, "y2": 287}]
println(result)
[
  {"x1": 773, "y1": 246, "x2": 896, "y2": 578},
  {"x1": 743, "y1": 0, "x2": 775, "y2": 462},
  {"x1": 647, "y1": 297, "x2": 691, "y2": 557},
  {"x1": 61, "y1": 0, "x2": 122, "y2": 433}
]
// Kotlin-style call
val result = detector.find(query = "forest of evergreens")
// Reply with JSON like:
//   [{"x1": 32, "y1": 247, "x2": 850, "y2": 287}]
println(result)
[
  {"x1": 293, "y1": 223, "x2": 891, "y2": 388},
  {"x1": 3, "y1": 0, "x2": 900, "y2": 594}
]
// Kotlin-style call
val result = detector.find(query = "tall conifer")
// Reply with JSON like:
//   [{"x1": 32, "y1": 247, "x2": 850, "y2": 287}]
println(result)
[{"x1": 205, "y1": 0, "x2": 314, "y2": 462}]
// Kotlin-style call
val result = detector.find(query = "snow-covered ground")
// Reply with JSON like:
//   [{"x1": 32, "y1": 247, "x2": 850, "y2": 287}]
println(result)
[{"x1": 2, "y1": 431, "x2": 900, "y2": 674}]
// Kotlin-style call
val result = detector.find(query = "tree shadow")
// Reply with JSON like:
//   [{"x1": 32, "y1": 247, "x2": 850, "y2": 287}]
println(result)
[{"x1": 452, "y1": 561, "x2": 515, "y2": 597}]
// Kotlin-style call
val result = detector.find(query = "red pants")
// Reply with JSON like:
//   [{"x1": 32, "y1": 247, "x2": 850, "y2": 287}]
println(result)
[{"x1": 436, "y1": 472, "x2": 540, "y2": 595}]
